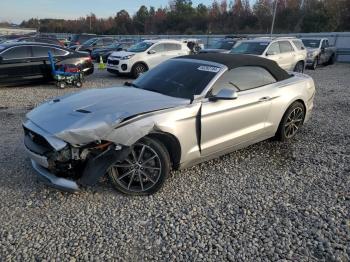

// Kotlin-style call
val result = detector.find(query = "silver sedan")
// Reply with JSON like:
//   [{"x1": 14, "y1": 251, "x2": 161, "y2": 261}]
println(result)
[{"x1": 23, "y1": 54, "x2": 315, "y2": 195}]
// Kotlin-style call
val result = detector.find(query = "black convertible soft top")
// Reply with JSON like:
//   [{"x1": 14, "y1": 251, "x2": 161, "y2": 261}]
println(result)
[{"x1": 177, "y1": 53, "x2": 291, "y2": 81}]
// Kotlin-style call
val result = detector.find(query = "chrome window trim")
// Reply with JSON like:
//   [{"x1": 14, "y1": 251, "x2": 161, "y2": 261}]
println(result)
[{"x1": 0, "y1": 45, "x2": 69, "y2": 60}]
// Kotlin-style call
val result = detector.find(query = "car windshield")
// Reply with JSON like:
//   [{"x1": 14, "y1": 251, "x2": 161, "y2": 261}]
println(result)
[
  {"x1": 302, "y1": 39, "x2": 321, "y2": 48},
  {"x1": 127, "y1": 42, "x2": 154, "y2": 53},
  {"x1": 212, "y1": 40, "x2": 236, "y2": 50},
  {"x1": 230, "y1": 42, "x2": 269, "y2": 55},
  {"x1": 82, "y1": 38, "x2": 98, "y2": 46},
  {"x1": 132, "y1": 59, "x2": 220, "y2": 100},
  {"x1": 106, "y1": 43, "x2": 120, "y2": 48}
]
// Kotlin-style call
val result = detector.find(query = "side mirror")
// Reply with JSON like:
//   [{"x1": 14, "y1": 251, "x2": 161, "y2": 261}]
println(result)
[
  {"x1": 209, "y1": 88, "x2": 238, "y2": 101},
  {"x1": 148, "y1": 50, "x2": 156, "y2": 55},
  {"x1": 266, "y1": 51, "x2": 277, "y2": 56},
  {"x1": 321, "y1": 47, "x2": 325, "y2": 53}
]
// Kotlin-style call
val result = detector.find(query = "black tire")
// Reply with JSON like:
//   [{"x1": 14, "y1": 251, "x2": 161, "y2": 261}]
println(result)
[
  {"x1": 56, "y1": 81, "x2": 65, "y2": 89},
  {"x1": 311, "y1": 57, "x2": 319, "y2": 70},
  {"x1": 275, "y1": 101, "x2": 305, "y2": 141},
  {"x1": 131, "y1": 63, "x2": 147, "y2": 79},
  {"x1": 108, "y1": 137, "x2": 170, "y2": 195},
  {"x1": 328, "y1": 54, "x2": 335, "y2": 65},
  {"x1": 293, "y1": 61, "x2": 304, "y2": 73},
  {"x1": 75, "y1": 81, "x2": 82, "y2": 88}
]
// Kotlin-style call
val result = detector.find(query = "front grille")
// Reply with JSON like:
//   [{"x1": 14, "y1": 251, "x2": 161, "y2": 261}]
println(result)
[
  {"x1": 23, "y1": 126, "x2": 53, "y2": 152},
  {"x1": 108, "y1": 59, "x2": 119, "y2": 65}
]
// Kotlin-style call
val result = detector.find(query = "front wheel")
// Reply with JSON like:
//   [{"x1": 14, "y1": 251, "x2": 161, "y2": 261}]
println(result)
[
  {"x1": 108, "y1": 137, "x2": 170, "y2": 195},
  {"x1": 327, "y1": 54, "x2": 335, "y2": 65},
  {"x1": 275, "y1": 101, "x2": 305, "y2": 141},
  {"x1": 293, "y1": 61, "x2": 304, "y2": 73},
  {"x1": 311, "y1": 57, "x2": 319, "y2": 70},
  {"x1": 131, "y1": 63, "x2": 147, "y2": 79}
]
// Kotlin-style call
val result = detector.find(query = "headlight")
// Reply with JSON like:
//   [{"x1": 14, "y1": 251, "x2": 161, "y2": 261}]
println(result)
[
  {"x1": 120, "y1": 54, "x2": 135, "y2": 60},
  {"x1": 307, "y1": 51, "x2": 318, "y2": 58}
]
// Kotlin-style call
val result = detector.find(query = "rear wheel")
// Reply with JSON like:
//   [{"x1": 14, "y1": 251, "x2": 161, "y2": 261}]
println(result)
[
  {"x1": 131, "y1": 63, "x2": 147, "y2": 79},
  {"x1": 293, "y1": 61, "x2": 304, "y2": 73},
  {"x1": 276, "y1": 101, "x2": 305, "y2": 141},
  {"x1": 108, "y1": 137, "x2": 170, "y2": 195}
]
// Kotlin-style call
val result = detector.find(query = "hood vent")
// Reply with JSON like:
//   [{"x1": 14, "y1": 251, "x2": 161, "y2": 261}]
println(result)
[{"x1": 75, "y1": 109, "x2": 91, "y2": 114}]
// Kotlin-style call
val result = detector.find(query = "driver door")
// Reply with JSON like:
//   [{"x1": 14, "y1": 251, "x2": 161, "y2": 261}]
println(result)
[
  {"x1": 146, "y1": 43, "x2": 166, "y2": 69},
  {"x1": 200, "y1": 67, "x2": 277, "y2": 157}
]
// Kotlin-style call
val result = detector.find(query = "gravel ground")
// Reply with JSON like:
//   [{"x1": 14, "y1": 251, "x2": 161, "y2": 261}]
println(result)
[{"x1": 0, "y1": 64, "x2": 349, "y2": 261}]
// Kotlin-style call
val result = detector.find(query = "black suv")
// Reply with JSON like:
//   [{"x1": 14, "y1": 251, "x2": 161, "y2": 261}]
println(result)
[
  {"x1": 71, "y1": 37, "x2": 116, "y2": 54},
  {"x1": 199, "y1": 38, "x2": 240, "y2": 54},
  {"x1": 0, "y1": 42, "x2": 94, "y2": 85},
  {"x1": 68, "y1": 34, "x2": 97, "y2": 48}
]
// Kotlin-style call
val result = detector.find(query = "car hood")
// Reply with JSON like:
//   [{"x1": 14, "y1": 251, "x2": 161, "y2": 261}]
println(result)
[
  {"x1": 92, "y1": 48, "x2": 111, "y2": 53},
  {"x1": 26, "y1": 87, "x2": 189, "y2": 145},
  {"x1": 306, "y1": 48, "x2": 319, "y2": 53},
  {"x1": 199, "y1": 48, "x2": 230, "y2": 53},
  {"x1": 109, "y1": 50, "x2": 136, "y2": 58}
]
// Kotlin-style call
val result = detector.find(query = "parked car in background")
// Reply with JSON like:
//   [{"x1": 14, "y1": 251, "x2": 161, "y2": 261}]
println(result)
[
  {"x1": 107, "y1": 39, "x2": 190, "y2": 78},
  {"x1": 199, "y1": 38, "x2": 240, "y2": 54},
  {"x1": 0, "y1": 34, "x2": 28, "y2": 43},
  {"x1": 301, "y1": 38, "x2": 337, "y2": 70},
  {"x1": 0, "y1": 42, "x2": 93, "y2": 85},
  {"x1": 23, "y1": 53, "x2": 315, "y2": 195},
  {"x1": 70, "y1": 37, "x2": 116, "y2": 54},
  {"x1": 231, "y1": 37, "x2": 307, "y2": 72},
  {"x1": 5, "y1": 37, "x2": 64, "y2": 47},
  {"x1": 68, "y1": 34, "x2": 97, "y2": 48},
  {"x1": 91, "y1": 42, "x2": 134, "y2": 62}
]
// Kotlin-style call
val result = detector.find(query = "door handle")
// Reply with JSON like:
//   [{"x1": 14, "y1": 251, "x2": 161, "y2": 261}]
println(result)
[{"x1": 258, "y1": 96, "x2": 271, "y2": 102}]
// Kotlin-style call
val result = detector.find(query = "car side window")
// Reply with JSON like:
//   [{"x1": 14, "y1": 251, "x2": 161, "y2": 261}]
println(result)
[
  {"x1": 210, "y1": 66, "x2": 277, "y2": 95},
  {"x1": 103, "y1": 38, "x2": 113, "y2": 45},
  {"x1": 267, "y1": 42, "x2": 280, "y2": 55},
  {"x1": 321, "y1": 40, "x2": 326, "y2": 48},
  {"x1": 32, "y1": 46, "x2": 51, "y2": 57},
  {"x1": 324, "y1": 40, "x2": 329, "y2": 47},
  {"x1": 279, "y1": 41, "x2": 294, "y2": 53},
  {"x1": 51, "y1": 48, "x2": 68, "y2": 56},
  {"x1": 292, "y1": 40, "x2": 304, "y2": 50},
  {"x1": 2, "y1": 46, "x2": 31, "y2": 59},
  {"x1": 164, "y1": 43, "x2": 181, "y2": 51},
  {"x1": 150, "y1": 44, "x2": 165, "y2": 53}
]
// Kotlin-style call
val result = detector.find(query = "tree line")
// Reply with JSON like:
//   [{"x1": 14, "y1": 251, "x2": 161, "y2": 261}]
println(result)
[{"x1": 19, "y1": 0, "x2": 350, "y2": 35}]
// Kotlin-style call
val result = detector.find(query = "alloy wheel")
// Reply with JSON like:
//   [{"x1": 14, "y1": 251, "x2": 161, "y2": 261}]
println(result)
[
  {"x1": 135, "y1": 64, "x2": 146, "y2": 77},
  {"x1": 294, "y1": 62, "x2": 304, "y2": 73},
  {"x1": 284, "y1": 107, "x2": 304, "y2": 138},
  {"x1": 110, "y1": 143, "x2": 162, "y2": 193}
]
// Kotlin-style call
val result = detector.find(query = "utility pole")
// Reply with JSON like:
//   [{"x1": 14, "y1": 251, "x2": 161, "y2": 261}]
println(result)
[{"x1": 270, "y1": 0, "x2": 278, "y2": 38}]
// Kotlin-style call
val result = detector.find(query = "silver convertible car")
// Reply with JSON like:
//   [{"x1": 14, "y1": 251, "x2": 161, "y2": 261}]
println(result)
[{"x1": 23, "y1": 54, "x2": 315, "y2": 195}]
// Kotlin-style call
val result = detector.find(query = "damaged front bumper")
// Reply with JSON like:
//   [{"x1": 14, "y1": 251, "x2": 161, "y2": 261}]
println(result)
[
  {"x1": 31, "y1": 159, "x2": 80, "y2": 192},
  {"x1": 23, "y1": 120, "x2": 130, "y2": 193}
]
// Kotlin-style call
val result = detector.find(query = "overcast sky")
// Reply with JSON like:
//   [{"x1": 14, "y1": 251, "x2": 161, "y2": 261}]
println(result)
[{"x1": 1, "y1": 0, "x2": 221, "y2": 24}]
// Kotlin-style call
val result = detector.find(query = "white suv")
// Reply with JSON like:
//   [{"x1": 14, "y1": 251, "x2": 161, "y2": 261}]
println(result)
[
  {"x1": 107, "y1": 39, "x2": 190, "y2": 78},
  {"x1": 231, "y1": 37, "x2": 307, "y2": 73}
]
